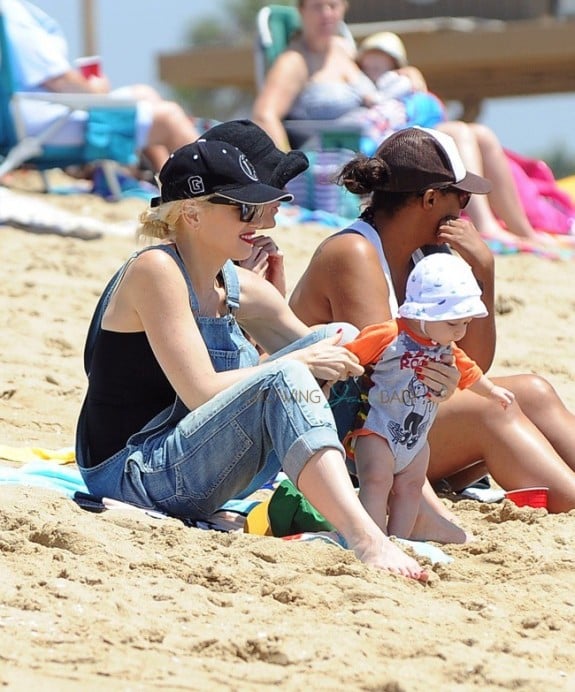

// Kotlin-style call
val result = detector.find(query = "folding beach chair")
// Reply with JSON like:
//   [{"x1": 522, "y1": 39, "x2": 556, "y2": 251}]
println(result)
[
  {"x1": 0, "y1": 0, "x2": 138, "y2": 199},
  {"x1": 254, "y1": 4, "x2": 361, "y2": 151}
]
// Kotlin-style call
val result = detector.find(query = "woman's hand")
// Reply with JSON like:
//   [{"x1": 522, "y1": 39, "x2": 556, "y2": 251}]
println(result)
[
  {"x1": 292, "y1": 333, "x2": 364, "y2": 384},
  {"x1": 437, "y1": 217, "x2": 493, "y2": 274},
  {"x1": 419, "y1": 354, "x2": 460, "y2": 402},
  {"x1": 238, "y1": 236, "x2": 286, "y2": 297}
]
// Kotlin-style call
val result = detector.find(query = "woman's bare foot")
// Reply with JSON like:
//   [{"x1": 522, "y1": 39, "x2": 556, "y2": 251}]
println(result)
[{"x1": 351, "y1": 532, "x2": 428, "y2": 581}]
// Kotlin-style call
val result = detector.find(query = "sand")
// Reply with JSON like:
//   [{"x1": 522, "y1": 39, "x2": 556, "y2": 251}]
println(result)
[{"x1": 1, "y1": 182, "x2": 575, "y2": 691}]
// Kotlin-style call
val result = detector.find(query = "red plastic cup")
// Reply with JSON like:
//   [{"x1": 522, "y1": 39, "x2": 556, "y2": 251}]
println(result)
[
  {"x1": 75, "y1": 55, "x2": 102, "y2": 78},
  {"x1": 504, "y1": 487, "x2": 549, "y2": 508}
]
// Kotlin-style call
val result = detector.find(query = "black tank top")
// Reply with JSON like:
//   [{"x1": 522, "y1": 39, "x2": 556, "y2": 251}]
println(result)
[{"x1": 85, "y1": 330, "x2": 175, "y2": 465}]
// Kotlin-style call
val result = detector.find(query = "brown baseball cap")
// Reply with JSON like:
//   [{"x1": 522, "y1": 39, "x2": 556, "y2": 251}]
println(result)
[{"x1": 374, "y1": 126, "x2": 492, "y2": 194}]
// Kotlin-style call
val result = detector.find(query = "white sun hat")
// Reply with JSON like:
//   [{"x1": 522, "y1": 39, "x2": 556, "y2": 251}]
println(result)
[
  {"x1": 357, "y1": 31, "x2": 408, "y2": 68},
  {"x1": 398, "y1": 253, "x2": 488, "y2": 321}
]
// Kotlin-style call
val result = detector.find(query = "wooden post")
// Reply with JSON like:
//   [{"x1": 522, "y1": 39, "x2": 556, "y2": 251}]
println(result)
[{"x1": 82, "y1": 0, "x2": 97, "y2": 56}]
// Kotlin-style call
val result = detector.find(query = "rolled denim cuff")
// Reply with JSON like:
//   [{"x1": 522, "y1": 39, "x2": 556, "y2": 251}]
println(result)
[{"x1": 281, "y1": 426, "x2": 345, "y2": 487}]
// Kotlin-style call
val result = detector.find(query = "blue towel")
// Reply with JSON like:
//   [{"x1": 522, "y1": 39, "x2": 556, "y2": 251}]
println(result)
[
  {"x1": 0, "y1": 461, "x2": 88, "y2": 497},
  {"x1": 84, "y1": 107, "x2": 138, "y2": 165}
]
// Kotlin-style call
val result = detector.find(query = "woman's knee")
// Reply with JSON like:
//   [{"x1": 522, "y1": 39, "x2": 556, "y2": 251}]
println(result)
[
  {"x1": 503, "y1": 373, "x2": 563, "y2": 415},
  {"x1": 437, "y1": 120, "x2": 473, "y2": 145},
  {"x1": 470, "y1": 122, "x2": 503, "y2": 155},
  {"x1": 152, "y1": 100, "x2": 189, "y2": 129}
]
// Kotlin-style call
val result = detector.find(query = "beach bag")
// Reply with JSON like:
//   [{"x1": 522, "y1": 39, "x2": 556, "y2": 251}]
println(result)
[{"x1": 285, "y1": 148, "x2": 361, "y2": 218}]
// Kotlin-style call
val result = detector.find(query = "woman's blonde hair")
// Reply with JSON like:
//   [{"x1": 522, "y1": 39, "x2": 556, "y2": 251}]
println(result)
[{"x1": 137, "y1": 198, "x2": 207, "y2": 241}]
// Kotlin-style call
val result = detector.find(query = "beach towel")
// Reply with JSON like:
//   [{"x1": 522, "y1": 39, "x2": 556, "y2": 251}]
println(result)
[
  {"x1": 0, "y1": 185, "x2": 138, "y2": 238},
  {"x1": 0, "y1": 460, "x2": 87, "y2": 496},
  {"x1": 0, "y1": 444, "x2": 75, "y2": 464},
  {"x1": 505, "y1": 149, "x2": 575, "y2": 236},
  {"x1": 84, "y1": 107, "x2": 138, "y2": 166}
]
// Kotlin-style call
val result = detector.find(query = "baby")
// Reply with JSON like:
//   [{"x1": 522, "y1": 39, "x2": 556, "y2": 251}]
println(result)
[
  {"x1": 355, "y1": 31, "x2": 427, "y2": 103},
  {"x1": 345, "y1": 253, "x2": 514, "y2": 539}
]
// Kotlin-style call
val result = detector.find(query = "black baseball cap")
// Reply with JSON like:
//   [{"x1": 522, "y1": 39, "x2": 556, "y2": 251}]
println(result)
[
  {"x1": 151, "y1": 140, "x2": 294, "y2": 207},
  {"x1": 201, "y1": 119, "x2": 309, "y2": 189},
  {"x1": 375, "y1": 126, "x2": 492, "y2": 194}
]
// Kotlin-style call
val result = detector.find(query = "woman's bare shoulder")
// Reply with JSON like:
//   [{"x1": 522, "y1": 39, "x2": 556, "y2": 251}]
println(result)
[{"x1": 311, "y1": 231, "x2": 382, "y2": 268}]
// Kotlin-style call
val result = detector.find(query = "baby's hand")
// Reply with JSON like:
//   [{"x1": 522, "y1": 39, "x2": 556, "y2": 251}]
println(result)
[{"x1": 490, "y1": 385, "x2": 515, "y2": 409}]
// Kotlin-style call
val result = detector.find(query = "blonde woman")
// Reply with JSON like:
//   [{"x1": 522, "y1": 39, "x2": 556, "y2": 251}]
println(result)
[{"x1": 75, "y1": 139, "x2": 426, "y2": 581}]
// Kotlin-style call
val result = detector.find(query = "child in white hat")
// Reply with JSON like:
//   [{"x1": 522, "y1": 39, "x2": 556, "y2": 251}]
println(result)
[
  {"x1": 356, "y1": 31, "x2": 427, "y2": 103},
  {"x1": 345, "y1": 253, "x2": 514, "y2": 540}
]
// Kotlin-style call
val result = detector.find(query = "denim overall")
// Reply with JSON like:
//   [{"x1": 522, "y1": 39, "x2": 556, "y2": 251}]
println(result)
[{"x1": 75, "y1": 244, "x2": 350, "y2": 520}]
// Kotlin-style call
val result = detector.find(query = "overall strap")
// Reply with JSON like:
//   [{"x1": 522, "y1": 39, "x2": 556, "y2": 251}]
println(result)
[
  {"x1": 151, "y1": 243, "x2": 201, "y2": 313},
  {"x1": 83, "y1": 245, "x2": 240, "y2": 376},
  {"x1": 220, "y1": 260, "x2": 240, "y2": 313}
]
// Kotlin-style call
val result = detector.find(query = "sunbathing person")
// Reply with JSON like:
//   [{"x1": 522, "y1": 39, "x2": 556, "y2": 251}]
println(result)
[{"x1": 3, "y1": 0, "x2": 200, "y2": 171}]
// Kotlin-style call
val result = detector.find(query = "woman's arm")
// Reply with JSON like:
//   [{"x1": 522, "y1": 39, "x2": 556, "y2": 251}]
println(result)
[
  {"x1": 237, "y1": 266, "x2": 312, "y2": 352},
  {"x1": 252, "y1": 51, "x2": 308, "y2": 151},
  {"x1": 436, "y1": 217, "x2": 497, "y2": 370},
  {"x1": 114, "y1": 251, "x2": 264, "y2": 410},
  {"x1": 397, "y1": 66, "x2": 428, "y2": 92},
  {"x1": 238, "y1": 267, "x2": 363, "y2": 380},
  {"x1": 290, "y1": 233, "x2": 394, "y2": 328},
  {"x1": 42, "y1": 71, "x2": 111, "y2": 94},
  {"x1": 112, "y1": 253, "x2": 359, "y2": 410}
]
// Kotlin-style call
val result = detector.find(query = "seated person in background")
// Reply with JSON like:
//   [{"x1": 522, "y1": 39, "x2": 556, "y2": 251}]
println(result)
[
  {"x1": 252, "y1": 0, "x2": 380, "y2": 152},
  {"x1": 252, "y1": 0, "x2": 555, "y2": 250},
  {"x1": 355, "y1": 30, "x2": 568, "y2": 250},
  {"x1": 3, "y1": 0, "x2": 200, "y2": 171},
  {"x1": 345, "y1": 253, "x2": 514, "y2": 539}
]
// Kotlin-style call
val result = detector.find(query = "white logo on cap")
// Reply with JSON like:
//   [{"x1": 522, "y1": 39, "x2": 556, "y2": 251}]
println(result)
[
  {"x1": 187, "y1": 175, "x2": 205, "y2": 195},
  {"x1": 239, "y1": 154, "x2": 258, "y2": 181}
]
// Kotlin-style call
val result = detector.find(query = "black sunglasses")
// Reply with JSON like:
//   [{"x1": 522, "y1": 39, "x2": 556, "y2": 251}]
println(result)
[
  {"x1": 445, "y1": 187, "x2": 471, "y2": 209},
  {"x1": 208, "y1": 197, "x2": 265, "y2": 223}
]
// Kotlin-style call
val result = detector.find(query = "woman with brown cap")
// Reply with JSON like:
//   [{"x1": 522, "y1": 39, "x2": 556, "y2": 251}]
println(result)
[
  {"x1": 290, "y1": 127, "x2": 575, "y2": 537},
  {"x1": 75, "y1": 138, "x2": 426, "y2": 581}
]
